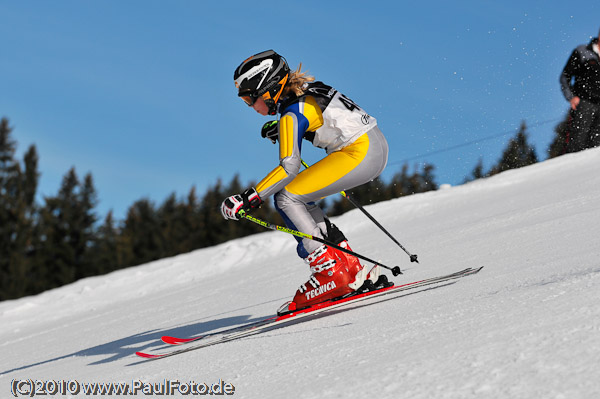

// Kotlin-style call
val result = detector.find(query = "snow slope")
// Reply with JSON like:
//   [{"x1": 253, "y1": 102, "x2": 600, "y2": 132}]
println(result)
[{"x1": 1, "y1": 148, "x2": 600, "y2": 399}]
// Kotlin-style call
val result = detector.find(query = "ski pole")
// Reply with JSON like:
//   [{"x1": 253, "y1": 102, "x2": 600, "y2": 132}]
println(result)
[
  {"x1": 339, "y1": 191, "x2": 418, "y2": 263},
  {"x1": 238, "y1": 210, "x2": 402, "y2": 276},
  {"x1": 300, "y1": 159, "x2": 419, "y2": 263}
]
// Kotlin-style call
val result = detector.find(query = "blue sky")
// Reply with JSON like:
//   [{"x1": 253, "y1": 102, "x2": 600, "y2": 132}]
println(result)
[{"x1": 2, "y1": 1, "x2": 599, "y2": 221}]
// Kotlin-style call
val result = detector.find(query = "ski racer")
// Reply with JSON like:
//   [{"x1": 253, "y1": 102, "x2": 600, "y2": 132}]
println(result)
[{"x1": 220, "y1": 50, "x2": 389, "y2": 313}]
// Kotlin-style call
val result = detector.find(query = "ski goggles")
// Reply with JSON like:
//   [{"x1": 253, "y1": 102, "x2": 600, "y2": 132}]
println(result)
[{"x1": 239, "y1": 93, "x2": 258, "y2": 107}]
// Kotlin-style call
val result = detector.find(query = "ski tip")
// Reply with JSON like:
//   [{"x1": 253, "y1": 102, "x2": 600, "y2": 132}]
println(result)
[
  {"x1": 161, "y1": 336, "x2": 183, "y2": 345},
  {"x1": 135, "y1": 351, "x2": 164, "y2": 359},
  {"x1": 162, "y1": 335, "x2": 203, "y2": 345},
  {"x1": 464, "y1": 266, "x2": 484, "y2": 275}
]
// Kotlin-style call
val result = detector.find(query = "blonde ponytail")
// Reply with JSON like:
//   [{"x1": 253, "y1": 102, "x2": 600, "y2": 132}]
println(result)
[{"x1": 283, "y1": 63, "x2": 315, "y2": 97}]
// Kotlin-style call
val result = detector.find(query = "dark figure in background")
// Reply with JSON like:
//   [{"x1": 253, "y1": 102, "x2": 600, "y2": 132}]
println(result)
[{"x1": 559, "y1": 28, "x2": 600, "y2": 153}]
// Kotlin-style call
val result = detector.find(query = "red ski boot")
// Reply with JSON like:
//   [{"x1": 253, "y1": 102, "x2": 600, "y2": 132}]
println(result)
[
  {"x1": 280, "y1": 245, "x2": 354, "y2": 314},
  {"x1": 337, "y1": 240, "x2": 382, "y2": 291}
]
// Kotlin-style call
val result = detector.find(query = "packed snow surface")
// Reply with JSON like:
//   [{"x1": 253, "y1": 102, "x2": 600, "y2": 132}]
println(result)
[{"x1": 1, "y1": 148, "x2": 600, "y2": 398}]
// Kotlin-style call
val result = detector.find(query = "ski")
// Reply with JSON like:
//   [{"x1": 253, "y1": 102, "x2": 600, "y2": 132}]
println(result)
[
  {"x1": 161, "y1": 316, "x2": 278, "y2": 346},
  {"x1": 160, "y1": 266, "x2": 476, "y2": 346},
  {"x1": 136, "y1": 266, "x2": 483, "y2": 360}
]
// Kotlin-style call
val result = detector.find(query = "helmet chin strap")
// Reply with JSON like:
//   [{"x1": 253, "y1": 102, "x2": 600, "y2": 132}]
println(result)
[
  {"x1": 263, "y1": 74, "x2": 289, "y2": 115},
  {"x1": 267, "y1": 100, "x2": 278, "y2": 115},
  {"x1": 260, "y1": 93, "x2": 279, "y2": 115}
]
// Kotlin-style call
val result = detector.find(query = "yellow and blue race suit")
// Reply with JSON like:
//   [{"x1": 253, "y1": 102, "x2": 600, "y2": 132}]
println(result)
[{"x1": 255, "y1": 81, "x2": 388, "y2": 257}]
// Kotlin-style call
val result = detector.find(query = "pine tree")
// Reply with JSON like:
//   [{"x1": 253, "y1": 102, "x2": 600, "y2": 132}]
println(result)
[
  {"x1": 181, "y1": 186, "x2": 205, "y2": 252},
  {"x1": 0, "y1": 119, "x2": 40, "y2": 300},
  {"x1": 548, "y1": 111, "x2": 571, "y2": 159},
  {"x1": 488, "y1": 121, "x2": 538, "y2": 176},
  {"x1": 74, "y1": 173, "x2": 98, "y2": 279},
  {"x1": 158, "y1": 193, "x2": 181, "y2": 257},
  {"x1": 157, "y1": 191, "x2": 205, "y2": 257},
  {"x1": 88, "y1": 211, "x2": 120, "y2": 275},
  {"x1": 161, "y1": 186, "x2": 207, "y2": 254},
  {"x1": 418, "y1": 163, "x2": 438, "y2": 193},
  {"x1": 465, "y1": 158, "x2": 485, "y2": 183},
  {"x1": 0, "y1": 119, "x2": 19, "y2": 248},
  {"x1": 33, "y1": 168, "x2": 99, "y2": 290},
  {"x1": 200, "y1": 178, "x2": 230, "y2": 246},
  {"x1": 11, "y1": 145, "x2": 39, "y2": 296},
  {"x1": 387, "y1": 163, "x2": 438, "y2": 199},
  {"x1": 120, "y1": 198, "x2": 163, "y2": 266},
  {"x1": 0, "y1": 118, "x2": 21, "y2": 299}
]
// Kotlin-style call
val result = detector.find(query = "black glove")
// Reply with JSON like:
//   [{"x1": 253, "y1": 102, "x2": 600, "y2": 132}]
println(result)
[{"x1": 261, "y1": 120, "x2": 278, "y2": 144}]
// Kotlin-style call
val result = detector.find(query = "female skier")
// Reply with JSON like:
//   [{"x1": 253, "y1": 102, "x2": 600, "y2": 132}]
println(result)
[{"x1": 221, "y1": 50, "x2": 389, "y2": 313}]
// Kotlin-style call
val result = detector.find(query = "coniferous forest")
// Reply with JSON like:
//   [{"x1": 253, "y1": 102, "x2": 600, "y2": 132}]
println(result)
[{"x1": 0, "y1": 114, "x2": 575, "y2": 300}]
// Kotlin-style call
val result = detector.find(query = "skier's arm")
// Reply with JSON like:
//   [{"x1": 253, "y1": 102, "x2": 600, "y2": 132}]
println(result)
[
  {"x1": 560, "y1": 49, "x2": 579, "y2": 101},
  {"x1": 255, "y1": 113, "x2": 303, "y2": 198},
  {"x1": 255, "y1": 98, "x2": 325, "y2": 199}
]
